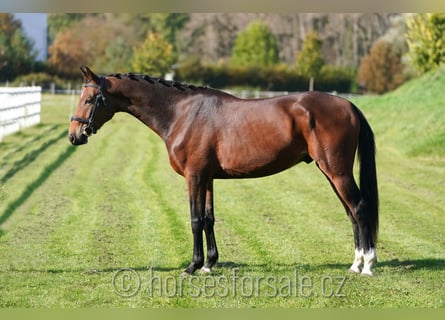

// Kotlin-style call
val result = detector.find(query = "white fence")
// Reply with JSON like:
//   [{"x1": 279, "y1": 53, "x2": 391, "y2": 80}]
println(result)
[{"x1": 0, "y1": 87, "x2": 42, "y2": 142}]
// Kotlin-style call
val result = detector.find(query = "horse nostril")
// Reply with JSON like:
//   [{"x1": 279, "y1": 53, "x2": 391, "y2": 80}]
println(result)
[
  {"x1": 68, "y1": 132, "x2": 88, "y2": 145},
  {"x1": 69, "y1": 134, "x2": 76, "y2": 145}
]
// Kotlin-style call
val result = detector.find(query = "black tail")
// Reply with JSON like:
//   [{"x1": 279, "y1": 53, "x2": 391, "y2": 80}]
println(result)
[{"x1": 352, "y1": 103, "x2": 379, "y2": 246}]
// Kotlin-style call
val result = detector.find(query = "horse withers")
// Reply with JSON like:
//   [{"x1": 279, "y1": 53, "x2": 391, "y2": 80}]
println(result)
[{"x1": 69, "y1": 66, "x2": 378, "y2": 276}]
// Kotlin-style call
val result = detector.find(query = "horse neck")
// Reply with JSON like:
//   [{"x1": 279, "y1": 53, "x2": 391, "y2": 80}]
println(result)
[{"x1": 111, "y1": 78, "x2": 180, "y2": 141}]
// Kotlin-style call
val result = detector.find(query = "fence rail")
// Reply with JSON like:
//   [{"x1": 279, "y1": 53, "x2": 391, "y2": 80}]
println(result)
[{"x1": 0, "y1": 87, "x2": 41, "y2": 142}]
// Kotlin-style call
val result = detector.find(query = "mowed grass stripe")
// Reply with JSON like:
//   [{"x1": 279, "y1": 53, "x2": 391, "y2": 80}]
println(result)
[
  {"x1": 44, "y1": 124, "x2": 125, "y2": 269},
  {"x1": 213, "y1": 164, "x2": 352, "y2": 270},
  {"x1": 0, "y1": 124, "x2": 60, "y2": 184},
  {"x1": 0, "y1": 131, "x2": 76, "y2": 261},
  {"x1": 0, "y1": 116, "x2": 167, "y2": 306},
  {"x1": 0, "y1": 125, "x2": 72, "y2": 227},
  {"x1": 92, "y1": 115, "x2": 192, "y2": 270},
  {"x1": 44, "y1": 116, "x2": 162, "y2": 270},
  {"x1": 66, "y1": 113, "x2": 192, "y2": 271},
  {"x1": 376, "y1": 152, "x2": 444, "y2": 259},
  {"x1": 17, "y1": 123, "x2": 128, "y2": 270},
  {"x1": 139, "y1": 130, "x2": 191, "y2": 270},
  {"x1": 0, "y1": 122, "x2": 163, "y2": 306},
  {"x1": 378, "y1": 150, "x2": 445, "y2": 214},
  {"x1": 114, "y1": 123, "x2": 171, "y2": 270}
]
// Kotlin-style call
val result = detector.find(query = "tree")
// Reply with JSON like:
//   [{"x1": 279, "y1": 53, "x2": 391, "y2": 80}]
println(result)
[
  {"x1": 48, "y1": 15, "x2": 137, "y2": 77},
  {"x1": 131, "y1": 32, "x2": 176, "y2": 76},
  {"x1": 0, "y1": 13, "x2": 36, "y2": 81},
  {"x1": 47, "y1": 13, "x2": 86, "y2": 44},
  {"x1": 357, "y1": 40, "x2": 404, "y2": 94},
  {"x1": 48, "y1": 28, "x2": 89, "y2": 78},
  {"x1": 178, "y1": 13, "x2": 238, "y2": 63},
  {"x1": 406, "y1": 13, "x2": 445, "y2": 74},
  {"x1": 149, "y1": 13, "x2": 189, "y2": 54},
  {"x1": 104, "y1": 37, "x2": 133, "y2": 72},
  {"x1": 230, "y1": 20, "x2": 280, "y2": 67},
  {"x1": 295, "y1": 31, "x2": 325, "y2": 90}
]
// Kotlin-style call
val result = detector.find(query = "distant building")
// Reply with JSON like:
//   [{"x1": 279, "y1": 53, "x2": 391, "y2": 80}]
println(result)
[{"x1": 14, "y1": 13, "x2": 48, "y2": 61}]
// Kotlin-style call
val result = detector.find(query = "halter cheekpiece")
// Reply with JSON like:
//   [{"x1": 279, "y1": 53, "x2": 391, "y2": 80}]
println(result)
[{"x1": 70, "y1": 76, "x2": 108, "y2": 135}]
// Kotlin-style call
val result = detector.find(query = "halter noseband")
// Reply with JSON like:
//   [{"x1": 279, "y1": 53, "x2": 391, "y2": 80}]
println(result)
[{"x1": 70, "y1": 76, "x2": 109, "y2": 136}]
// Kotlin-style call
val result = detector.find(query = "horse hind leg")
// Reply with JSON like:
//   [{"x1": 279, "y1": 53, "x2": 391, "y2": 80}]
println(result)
[
  {"x1": 322, "y1": 171, "x2": 363, "y2": 273},
  {"x1": 333, "y1": 176, "x2": 377, "y2": 276},
  {"x1": 354, "y1": 199, "x2": 377, "y2": 276},
  {"x1": 315, "y1": 160, "x2": 376, "y2": 275}
]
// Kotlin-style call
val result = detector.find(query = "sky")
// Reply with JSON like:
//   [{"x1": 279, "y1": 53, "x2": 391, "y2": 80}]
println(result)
[{"x1": 14, "y1": 13, "x2": 48, "y2": 61}]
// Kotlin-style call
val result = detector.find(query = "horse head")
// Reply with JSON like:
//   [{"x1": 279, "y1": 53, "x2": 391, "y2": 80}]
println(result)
[{"x1": 68, "y1": 66, "x2": 115, "y2": 145}]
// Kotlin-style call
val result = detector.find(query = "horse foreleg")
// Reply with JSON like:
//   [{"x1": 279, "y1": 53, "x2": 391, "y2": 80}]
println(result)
[
  {"x1": 201, "y1": 180, "x2": 219, "y2": 273},
  {"x1": 183, "y1": 173, "x2": 206, "y2": 275}
]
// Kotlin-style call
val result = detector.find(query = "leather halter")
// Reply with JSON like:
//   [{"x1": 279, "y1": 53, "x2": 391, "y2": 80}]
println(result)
[{"x1": 70, "y1": 76, "x2": 109, "y2": 136}]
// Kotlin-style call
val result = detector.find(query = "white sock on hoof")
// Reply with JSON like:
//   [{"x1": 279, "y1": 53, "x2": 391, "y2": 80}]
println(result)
[
  {"x1": 361, "y1": 248, "x2": 377, "y2": 276},
  {"x1": 200, "y1": 266, "x2": 212, "y2": 273},
  {"x1": 349, "y1": 248, "x2": 363, "y2": 273}
]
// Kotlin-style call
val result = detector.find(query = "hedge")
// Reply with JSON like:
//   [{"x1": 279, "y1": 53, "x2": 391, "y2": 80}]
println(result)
[
  {"x1": 11, "y1": 73, "x2": 68, "y2": 91},
  {"x1": 175, "y1": 60, "x2": 355, "y2": 93}
]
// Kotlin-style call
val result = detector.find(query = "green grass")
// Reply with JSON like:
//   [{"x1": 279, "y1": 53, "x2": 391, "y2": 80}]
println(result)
[{"x1": 0, "y1": 69, "x2": 444, "y2": 307}]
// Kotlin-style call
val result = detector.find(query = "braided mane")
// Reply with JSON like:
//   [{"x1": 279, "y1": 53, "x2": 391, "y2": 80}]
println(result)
[{"x1": 107, "y1": 72, "x2": 207, "y2": 92}]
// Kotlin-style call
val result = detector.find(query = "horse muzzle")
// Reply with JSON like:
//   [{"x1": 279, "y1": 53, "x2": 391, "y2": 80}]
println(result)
[{"x1": 68, "y1": 132, "x2": 89, "y2": 145}]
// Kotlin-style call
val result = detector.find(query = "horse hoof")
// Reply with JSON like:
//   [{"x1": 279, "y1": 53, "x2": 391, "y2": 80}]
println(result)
[
  {"x1": 348, "y1": 267, "x2": 361, "y2": 274},
  {"x1": 361, "y1": 270, "x2": 373, "y2": 277},
  {"x1": 200, "y1": 266, "x2": 212, "y2": 274},
  {"x1": 181, "y1": 271, "x2": 192, "y2": 277}
]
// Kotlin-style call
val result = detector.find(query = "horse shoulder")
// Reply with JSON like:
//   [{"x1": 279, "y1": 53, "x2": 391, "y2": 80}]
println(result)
[{"x1": 164, "y1": 96, "x2": 223, "y2": 177}]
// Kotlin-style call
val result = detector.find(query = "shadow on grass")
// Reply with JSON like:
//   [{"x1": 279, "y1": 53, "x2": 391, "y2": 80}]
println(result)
[
  {"x1": 0, "y1": 261, "x2": 348, "y2": 275},
  {"x1": 0, "y1": 144, "x2": 77, "y2": 228},
  {"x1": 0, "y1": 125, "x2": 64, "y2": 184},
  {"x1": 378, "y1": 258, "x2": 445, "y2": 271},
  {"x1": 323, "y1": 258, "x2": 445, "y2": 272},
  {"x1": 2, "y1": 259, "x2": 443, "y2": 275}
]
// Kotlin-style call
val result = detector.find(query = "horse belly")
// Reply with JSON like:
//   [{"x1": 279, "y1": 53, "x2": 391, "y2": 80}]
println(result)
[
  {"x1": 213, "y1": 99, "x2": 312, "y2": 179},
  {"x1": 216, "y1": 136, "x2": 308, "y2": 179}
]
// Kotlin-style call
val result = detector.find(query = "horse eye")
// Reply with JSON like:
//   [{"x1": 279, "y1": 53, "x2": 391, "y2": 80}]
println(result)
[{"x1": 85, "y1": 98, "x2": 93, "y2": 105}]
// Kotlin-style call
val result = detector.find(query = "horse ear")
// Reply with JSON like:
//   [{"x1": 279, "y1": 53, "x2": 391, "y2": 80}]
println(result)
[{"x1": 80, "y1": 65, "x2": 100, "y2": 84}]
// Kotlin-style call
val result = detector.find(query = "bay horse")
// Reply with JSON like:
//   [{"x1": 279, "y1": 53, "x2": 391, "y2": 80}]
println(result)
[{"x1": 69, "y1": 66, "x2": 378, "y2": 276}]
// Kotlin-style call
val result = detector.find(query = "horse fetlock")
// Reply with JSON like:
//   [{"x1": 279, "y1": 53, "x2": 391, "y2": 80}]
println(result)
[
  {"x1": 183, "y1": 260, "x2": 204, "y2": 275},
  {"x1": 349, "y1": 248, "x2": 363, "y2": 273},
  {"x1": 361, "y1": 248, "x2": 377, "y2": 276},
  {"x1": 200, "y1": 266, "x2": 212, "y2": 274}
]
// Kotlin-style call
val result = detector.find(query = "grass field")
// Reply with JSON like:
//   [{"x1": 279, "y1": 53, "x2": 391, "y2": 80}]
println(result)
[{"x1": 0, "y1": 68, "x2": 444, "y2": 308}]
